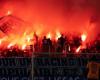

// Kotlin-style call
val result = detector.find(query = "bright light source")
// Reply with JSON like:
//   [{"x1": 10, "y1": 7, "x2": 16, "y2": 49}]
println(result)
[
  {"x1": 0, "y1": 40, "x2": 2, "y2": 45},
  {"x1": 56, "y1": 31, "x2": 61, "y2": 40},
  {"x1": 0, "y1": 37, "x2": 7, "y2": 45},
  {"x1": 68, "y1": 46, "x2": 70, "y2": 52},
  {"x1": 76, "y1": 46, "x2": 81, "y2": 53},
  {"x1": 7, "y1": 43, "x2": 14, "y2": 48},
  {"x1": 46, "y1": 33, "x2": 51, "y2": 39},
  {"x1": 26, "y1": 36, "x2": 31, "y2": 42},
  {"x1": 6, "y1": 11, "x2": 11, "y2": 15},
  {"x1": 81, "y1": 34, "x2": 87, "y2": 42},
  {"x1": 22, "y1": 44, "x2": 26, "y2": 50}
]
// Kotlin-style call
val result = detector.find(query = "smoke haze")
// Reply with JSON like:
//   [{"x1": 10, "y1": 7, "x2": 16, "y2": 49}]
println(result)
[{"x1": 0, "y1": 0, "x2": 100, "y2": 41}]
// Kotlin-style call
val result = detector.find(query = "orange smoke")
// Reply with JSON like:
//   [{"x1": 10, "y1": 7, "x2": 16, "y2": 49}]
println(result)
[{"x1": 0, "y1": 9, "x2": 97, "y2": 51}]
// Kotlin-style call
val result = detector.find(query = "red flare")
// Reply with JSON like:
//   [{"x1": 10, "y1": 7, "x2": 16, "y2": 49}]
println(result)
[
  {"x1": 6, "y1": 11, "x2": 12, "y2": 16},
  {"x1": 76, "y1": 46, "x2": 81, "y2": 53},
  {"x1": 46, "y1": 33, "x2": 52, "y2": 39},
  {"x1": 81, "y1": 34, "x2": 87, "y2": 42},
  {"x1": 55, "y1": 31, "x2": 61, "y2": 40}
]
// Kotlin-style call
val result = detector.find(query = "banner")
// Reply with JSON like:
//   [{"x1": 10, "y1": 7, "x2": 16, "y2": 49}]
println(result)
[
  {"x1": 0, "y1": 58, "x2": 31, "y2": 80},
  {"x1": 0, "y1": 56, "x2": 90, "y2": 80}
]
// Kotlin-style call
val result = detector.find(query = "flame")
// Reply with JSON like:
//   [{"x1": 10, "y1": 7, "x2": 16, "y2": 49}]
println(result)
[
  {"x1": 46, "y1": 33, "x2": 52, "y2": 39},
  {"x1": 0, "y1": 37, "x2": 7, "y2": 45},
  {"x1": 6, "y1": 11, "x2": 12, "y2": 15},
  {"x1": 0, "y1": 40, "x2": 2, "y2": 45},
  {"x1": 26, "y1": 36, "x2": 31, "y2": 42},
  {"x1": 68, "y1": 45, "x2": 70, "y2": 52},
  {"x1": 81, "y1": 34, "x2": 87, "y2": 42},
  {"x1": 22, "y1": 44, "x2": 26, "y2": 50},
  {"x1": 56, "y1": 31, "x2": 61, "y2": 40},
  {"x1": 4, "y1": 31, "x2": 34, "y2": 50},
  {"x1": 76, "y1": 46, "x2": 81, "y2": 53},
  {"x1": 7, "y1": 43, "x2": 15, "y2": 48}
]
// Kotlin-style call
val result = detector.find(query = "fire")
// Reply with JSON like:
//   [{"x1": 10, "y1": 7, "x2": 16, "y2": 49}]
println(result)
[
  {"x1": 76, "y1": 34, "x2": 87, "y2": 53},
  {"x1": 56, "y1": 31, "x2": 61, "y2": 40},
  {"x1": 46, "y1": 33, "x2": 52, "y2": 39},
  {"x1": 76, "y1": 46, "x2": 81, "y2": 53},
  {"x1": 26, "y1": 36, "x2": 31, "y2": 42},
  {"x1": 0, "y1": 37, "x2": 7, "y2": 45},
  {"x1": 0, "y1": 40, "x2": 2, "y2": 45},
  {"x1": 6, "y1": 11, "x2": 12, "y2": 15},
  {"x1": 22, "y1": 44, "x2": 26, "y2": 50},
  {"x1": 68, "y1": 46, "x2": 70, "y2": 52},
  {"x1": 7, "y1": 43, "x2": 15, "y2": 49},
  {"x1": 81, "y1": 34, "x2": 87, "y2": 42}
]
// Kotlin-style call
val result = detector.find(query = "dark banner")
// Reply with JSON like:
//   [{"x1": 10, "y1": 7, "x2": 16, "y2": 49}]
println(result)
[
  {"x1": 0, "y1": 57, "x2": 89, "y2": 80},
  {"x1": 0, "y1": 58, "x2": 31, "y2": 80}
]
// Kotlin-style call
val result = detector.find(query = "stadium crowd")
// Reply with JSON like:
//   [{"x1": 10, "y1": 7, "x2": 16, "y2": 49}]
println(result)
[
  {"x1": 0, "y1": 33, "x2": 99, "y2": 57},
  {"x1": 0, "y1": 33, "x2": 99, "y2": 80}
]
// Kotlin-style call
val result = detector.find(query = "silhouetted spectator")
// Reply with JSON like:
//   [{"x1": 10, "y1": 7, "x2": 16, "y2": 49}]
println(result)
[
  {"x1": 47, "y1": 38, "x2": 52, "y2": 52},
  {"x1": 42, "y1": 36, "x2": 49, "y2": 52},
  {"x1": 56, "y1": 34, "x2": 66, "y2": 52},
  {"x1": 95, "y1": 40, "x2": 100, "y2": 52},
  {"x1": 34, "y1": 33, "x2": 39, "y2": 52},
  {"x1": 73, "y1": 36, "x2": 82, "y2": 48}
]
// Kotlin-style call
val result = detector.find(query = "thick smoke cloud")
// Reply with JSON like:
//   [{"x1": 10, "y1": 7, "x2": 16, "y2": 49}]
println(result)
[{"x1": 0, "y1": 0, "x2": 100, "y2": 40}]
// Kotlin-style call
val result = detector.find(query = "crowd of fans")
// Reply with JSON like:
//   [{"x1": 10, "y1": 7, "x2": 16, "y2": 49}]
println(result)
[
  {"x1": 34, "y1": 34, "x2": 100, "y2": 53},
  {"x1": 0, "y1": 33, "x2": 100, "y2": 57},
  {"x1": 0, "y1": 33, "x2": 100, "y2": 80}
]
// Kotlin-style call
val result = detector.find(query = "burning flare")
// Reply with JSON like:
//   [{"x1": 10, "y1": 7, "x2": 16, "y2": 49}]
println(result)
[
  {"x1": 0, "y1": 37, "x2": 6, "y2": 45},
  {"x1": 22, "y1": 44, "x2": 26, "y2": 50},
  {"x1": 81, "y1": 34, "x2": 87, "y2": 42},
  {"x1": 76, "y1": 46, "x2": 81, "y2": 53},
  {"x1": 7, "y1": 43, "x2": 15, "y2": 49},
  {"x1": 56, "y1": 31, "x2": 61, "y2": 40},
  {"x1": 46, "y1": 33, "x2": 52, "y2": 39},
  {"x1": 6, "y1": 11, "x2": 12, "y2": 16}
]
